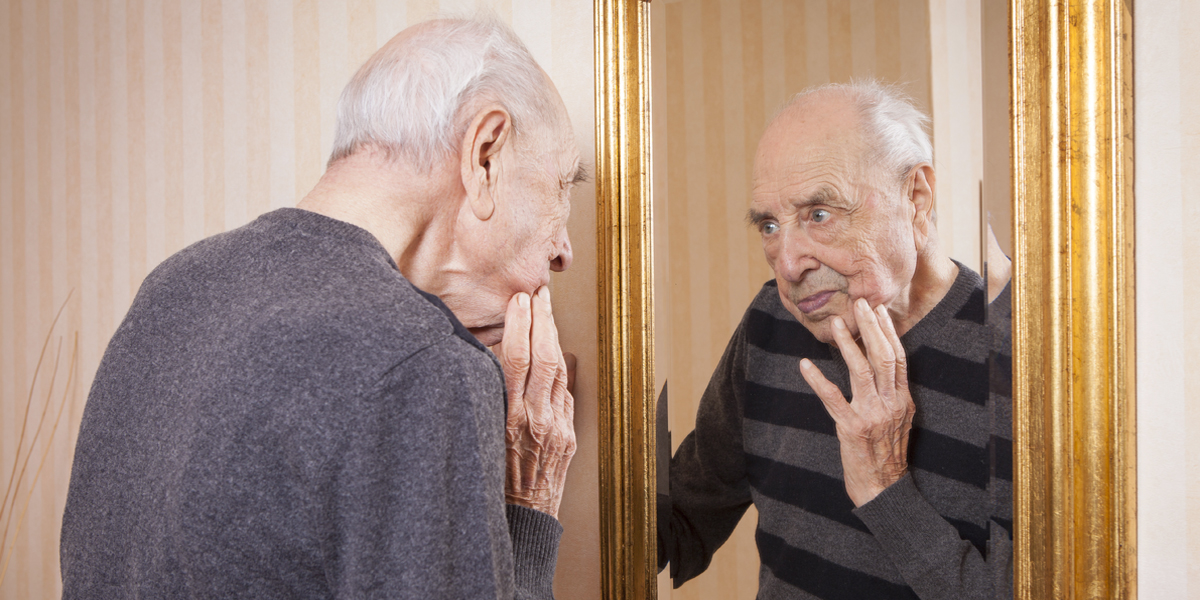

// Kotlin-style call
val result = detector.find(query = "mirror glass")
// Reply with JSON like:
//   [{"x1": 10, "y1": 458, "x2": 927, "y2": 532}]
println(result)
[{"x1": 651, "y1": 0, "x2": 1011, "y2": 597}]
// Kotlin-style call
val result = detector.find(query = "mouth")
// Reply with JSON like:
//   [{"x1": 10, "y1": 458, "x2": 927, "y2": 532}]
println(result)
[{"x1": 793, "y1": 290, "x2": 836, "y2": 314}]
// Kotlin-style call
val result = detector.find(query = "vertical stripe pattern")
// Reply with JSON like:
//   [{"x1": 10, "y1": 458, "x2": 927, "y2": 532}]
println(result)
[{"x1": 0, "y1": 2, "x2": 599, "y2": 599}]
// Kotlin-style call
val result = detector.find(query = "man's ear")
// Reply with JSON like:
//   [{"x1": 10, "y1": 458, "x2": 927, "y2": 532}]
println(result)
[
  {"x1": 460, "y1": 107, "x2": 512, "y2": 221},
  {"x1": 907, "y1": 163, "x2": 937, "y2": 247}
]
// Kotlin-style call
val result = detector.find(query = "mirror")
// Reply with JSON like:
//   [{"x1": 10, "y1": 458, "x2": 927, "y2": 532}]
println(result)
[
  {"x1": 649, "y1": 0, "x2": 1006, "y2": 596},
  {"x1": 593, "y1": 0, "x2": 1134, "y2": 599}
]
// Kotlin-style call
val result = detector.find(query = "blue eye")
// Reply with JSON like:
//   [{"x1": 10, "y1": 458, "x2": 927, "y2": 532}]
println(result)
[
  {"x1": 812, "y1": 209, "x2": 830, "y2": 223},
  {"x1": 761, "y1": 222, "x2": 780, "y2": 235}
]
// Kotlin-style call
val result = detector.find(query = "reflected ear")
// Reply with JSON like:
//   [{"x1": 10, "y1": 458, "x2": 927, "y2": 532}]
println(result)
[
  {"x1": 908, "y1": 164, "x2": 936, "y2": 247},
  {"x1": 460, "y1": 107, "x2": 512, "y2": 221}
]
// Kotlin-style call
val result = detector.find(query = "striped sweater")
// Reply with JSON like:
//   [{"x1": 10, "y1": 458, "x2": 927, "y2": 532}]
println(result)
[{"x1": 659, "y1": 264, "x2": 1012, "y2": 599}]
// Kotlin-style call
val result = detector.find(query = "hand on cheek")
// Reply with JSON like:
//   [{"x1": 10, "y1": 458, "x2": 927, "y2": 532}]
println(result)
[
  {"x1": 497, "y1": 287, "x2": 577, "y2": 518},
  {"x1": 799, "y1": 298, "x2": 915, "y2": 507}
]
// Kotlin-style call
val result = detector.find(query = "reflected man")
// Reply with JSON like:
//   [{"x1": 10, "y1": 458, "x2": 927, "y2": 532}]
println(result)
[
  {"x1": 61, "y1": 18, "x2": 582, "y2": 600},
  {"x1": 659, "y1": 81, "x2": 1012, "y2": 599}
]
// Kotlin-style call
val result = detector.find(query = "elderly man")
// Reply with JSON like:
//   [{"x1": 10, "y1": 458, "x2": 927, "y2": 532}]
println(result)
[
  {"x1": 61, "y1": 18, "x2": 580, "y2": 599},
  {"x1": 658, "y1": 81, "x2": 1012, "y2": 599}
]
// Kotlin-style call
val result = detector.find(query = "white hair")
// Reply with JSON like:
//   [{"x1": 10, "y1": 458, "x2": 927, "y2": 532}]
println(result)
[
  {"x1": 776, "y1": 80, "x2": 933, "y2": 185},
  {"x1": 328, "y1": 16, "x2": 557, "y2": 168}
]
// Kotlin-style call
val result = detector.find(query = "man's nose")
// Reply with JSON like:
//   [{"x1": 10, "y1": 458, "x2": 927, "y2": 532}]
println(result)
[
  {"x1": 773, "y1": 227, "x2": 819, "y2": 282},
  {"x1": 550, "y1": 232, "x2": 573, "y2": 272}
]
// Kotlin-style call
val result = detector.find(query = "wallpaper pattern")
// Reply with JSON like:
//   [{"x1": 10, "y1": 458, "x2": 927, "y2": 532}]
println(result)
[{"x1": 0, "y1": 1, "x2": 599, "y2": 598}]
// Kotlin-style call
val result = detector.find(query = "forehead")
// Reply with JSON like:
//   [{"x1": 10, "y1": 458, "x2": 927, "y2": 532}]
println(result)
[{"x1": 752, "y1": 117, "x2": 867, "y2": 210}]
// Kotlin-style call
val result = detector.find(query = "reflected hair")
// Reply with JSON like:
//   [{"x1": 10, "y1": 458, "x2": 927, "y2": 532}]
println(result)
[
  {"x1": 328, "y1": 15, "x2": 556, "y2": 169},
  {"x1": 775, "y1": 80, "x2": 933, "y2": 185}
]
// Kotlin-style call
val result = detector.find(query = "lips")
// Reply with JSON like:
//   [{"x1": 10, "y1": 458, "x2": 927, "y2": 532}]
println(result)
[{"x1": 794, "y1": 290, "x2": 836, "y2": 314}]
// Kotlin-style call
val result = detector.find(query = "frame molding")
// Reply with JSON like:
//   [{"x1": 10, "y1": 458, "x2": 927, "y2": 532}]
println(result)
[
  {"x1": 595, "y1": 1, "x2": 656, "y2": 598},
  {"x1": 595, "y1": 0, "x2": 1137, "y2": 597},
  {"x1": 1011, "y1": 0, "x2": 1136, "y2": 598}
]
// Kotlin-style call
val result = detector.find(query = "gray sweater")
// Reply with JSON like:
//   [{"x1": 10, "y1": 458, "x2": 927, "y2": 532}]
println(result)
[
  {"x1": 61, "y1": 208, "x2": 561, "y2": 599},
  {"x1": 659, "y1": 265, "x2": 1012, "y2": 599}
]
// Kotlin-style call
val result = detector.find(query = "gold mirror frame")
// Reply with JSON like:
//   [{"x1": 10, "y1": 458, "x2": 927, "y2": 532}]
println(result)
[{"x1": 593, "y1": 0, "x2": 1135, "y2": 598}]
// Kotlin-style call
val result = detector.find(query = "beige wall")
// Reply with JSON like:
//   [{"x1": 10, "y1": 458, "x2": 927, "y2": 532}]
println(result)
[
  {"x1": 1135, "y1": 0, "x2": 1200, "y2": 597},
  {"x1": 0, "y1": 1, "x2": 600, "y2": 598}
]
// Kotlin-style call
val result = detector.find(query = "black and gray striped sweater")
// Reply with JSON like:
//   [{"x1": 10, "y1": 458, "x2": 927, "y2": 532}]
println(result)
[{"x1": 660, "y1": 264, "x2": 1012, "y2": 599}]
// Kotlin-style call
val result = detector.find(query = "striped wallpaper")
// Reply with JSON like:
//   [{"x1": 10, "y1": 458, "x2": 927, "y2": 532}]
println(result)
[
  {"x1": 0, "y1": 1, "x2": 600, "y2": 599},
  {"x1": 650, "y1": 1, "x2": 990, "y2": 597}
]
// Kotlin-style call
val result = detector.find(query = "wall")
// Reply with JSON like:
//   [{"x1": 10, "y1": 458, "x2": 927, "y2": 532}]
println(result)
[
  {"x1": 0, "y1": 1, "x2": 600, "y2": 598},
  {"x1": 1135, "y1": 0, "x2": 1200, "y2": 597}
]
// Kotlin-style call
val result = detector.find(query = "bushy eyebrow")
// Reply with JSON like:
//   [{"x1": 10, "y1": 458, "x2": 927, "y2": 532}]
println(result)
[
  {"x1": 746, "y1": 208, "x2": 773, "y2": 227},
  {"x1": 747, "y1": 186, "x2": 841, "y2": 227},
  {"x1": 566, "y1": 163, "x2": 590, "y2": 186},
  {"x1": 801, "y1": 185, "x2": 840, "y2": 207}
]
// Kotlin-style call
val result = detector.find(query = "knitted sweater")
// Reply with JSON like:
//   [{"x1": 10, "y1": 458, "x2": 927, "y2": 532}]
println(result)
[
  {"x1": 659, "y1": 265, "x2": 1012, "y2": 599},
  {"x1": 61, "y1": 208, "x2": 561, "y2": 599}
]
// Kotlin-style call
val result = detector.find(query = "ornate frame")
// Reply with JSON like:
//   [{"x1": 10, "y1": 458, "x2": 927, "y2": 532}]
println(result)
[{"x1": 594, "y1": 0, "x2": 1136, "y2": 598}]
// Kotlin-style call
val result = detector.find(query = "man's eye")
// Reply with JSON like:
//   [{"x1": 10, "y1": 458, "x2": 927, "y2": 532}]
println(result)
[
  {"x1": 811, "y1": 209, "x2": 830, "y2": 223},
  {"x1": 761, "y1": 222, "x2": 780, "y2": 235}
]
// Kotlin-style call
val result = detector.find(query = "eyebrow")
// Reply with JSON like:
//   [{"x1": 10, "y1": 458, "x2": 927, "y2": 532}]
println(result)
[
  {"x1": 746, "y1": 186, "x2": 841, "y2": 227},
  {"x1": 746, "y1": 208, "x2": 773, "y2": 227},
  {"x1": 800, "y1": 185, "x2": 840, "y2": 207},
  {"x1": 568, "y1": 164, "x2": 590, "y2": 185}
]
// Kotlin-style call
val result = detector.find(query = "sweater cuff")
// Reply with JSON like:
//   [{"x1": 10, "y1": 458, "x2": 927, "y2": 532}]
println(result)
[
  {"x1": 506, "y1": 504, "x2": 563, "y2": 599},
  {"x1": 852, "y1": 473, "x2": 959, "y2": 579}
]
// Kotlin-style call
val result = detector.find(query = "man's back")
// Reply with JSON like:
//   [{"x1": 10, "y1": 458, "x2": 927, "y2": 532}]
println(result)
[{"x1": 61, "y1": 208, "x2": 514, "y2": 598}]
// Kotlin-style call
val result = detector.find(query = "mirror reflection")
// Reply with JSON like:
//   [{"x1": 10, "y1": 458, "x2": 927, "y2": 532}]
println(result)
[{"x1": 651, "y1": 1, "x2": 1012, "y2": 598}]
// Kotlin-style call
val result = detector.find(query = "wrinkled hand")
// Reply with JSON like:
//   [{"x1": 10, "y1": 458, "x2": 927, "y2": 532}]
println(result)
[
  {"x1": 498, "y1": 286, "x2": 576, "y2": 518},
  {"x1": 799, "y1": 298, "x2": 915, "y2": 507}
]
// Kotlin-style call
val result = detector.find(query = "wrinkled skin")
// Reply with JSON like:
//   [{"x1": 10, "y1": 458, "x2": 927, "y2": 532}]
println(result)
[
  {"x1": 750, "y1": 100, "x2": 942, "y2": 345},
  {"x1": 498, "y1": 288, "x2": 576, "y2": 517},
  {"x1": 800, "y1": 299, "x2": 915, "y2": 506},
  {"x1": 751, "y1": 92, "x2": 957, "y2": 506}
]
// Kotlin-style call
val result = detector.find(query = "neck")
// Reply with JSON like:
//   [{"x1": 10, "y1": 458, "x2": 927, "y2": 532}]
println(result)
[
  {"x1": 892, "y1": 247, "x2": 959, "y2": 336},
  {"x1": 295, "y1": 150, "x2": 465, "y2": 293}
]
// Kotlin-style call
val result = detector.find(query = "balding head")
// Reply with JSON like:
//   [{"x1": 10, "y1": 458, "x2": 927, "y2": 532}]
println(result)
[
  {"x1": 749, "y1": 81, "x2": 952, "y2": 344},
  {"x1": 328, "y1": 16, "x2": 567, "y2": 169}
]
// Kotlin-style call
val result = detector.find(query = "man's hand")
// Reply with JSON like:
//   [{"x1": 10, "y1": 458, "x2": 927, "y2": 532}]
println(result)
[
  {"x1": 799, "y1": 298, "x2": 915, "y2": 507},
  {"x1": 498, "y1": 286, "x2": 576, "y2": 518}
]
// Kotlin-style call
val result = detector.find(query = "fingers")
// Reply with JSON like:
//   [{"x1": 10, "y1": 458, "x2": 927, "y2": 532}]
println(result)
[
  {"x1": 526, "y1": 286, "x2": 562, "y2": 432},
  {"x1": 874, "y1": 304, "x2": 910, "y2": 393},
  {"x1": 829, "y1": 314, "x2": 874, "y2": 404},
  {"x1": 500, "y1": 292, "x2": 532, "y2": 419},
  {"x1": 853, "y1": 300, "x2": 898, "y2": 405},
  {"x1": 799, "y1": 358, "x2": 853, "y2": 423}
]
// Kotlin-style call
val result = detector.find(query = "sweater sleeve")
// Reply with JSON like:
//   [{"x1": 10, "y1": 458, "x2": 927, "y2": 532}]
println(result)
[
  {"x1": 506, "y1": 504, "x2": 563, "y2": 600},
  {"x1": 307, "y1": 336, "x2": 559, "y2": 600},
  {"x1": 851, "y1": 283, "x2": 1014, "y2": 600},
  {"x1": 657, "y1": 323, "x2": 754, "y2": 586},
  {"x1": 852, "y1": 475, "x2": 1012, "y2": 600}
]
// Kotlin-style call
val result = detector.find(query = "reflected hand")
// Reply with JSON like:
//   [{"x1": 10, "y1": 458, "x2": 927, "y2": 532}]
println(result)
[
  {"x1": 799, "y1": 298, "x2": 915, "y2": 507},
  {"x1": 498, "y1": 286, "x2": 577, "y2": 518}
]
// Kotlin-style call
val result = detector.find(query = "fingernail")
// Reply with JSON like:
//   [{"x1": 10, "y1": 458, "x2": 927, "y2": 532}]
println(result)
[
  {"x1": 857, "y1": 298, "x2": 869, "y2": 312},
  {"x1": 833, "y1": 317, "x2": 845, "y2": 330},
  {"x1": 800, "y1": 358, "x2": 812, "y2": 370},
  {"x1": 539, "y1": 286, "x2": 551, "y2": 303},
  {"x1": 518, "y1": 293, "x2": 529, "y2": 308},
  {"x1": 876, "y1": 305, "x2": 888, "y2": 317}
]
